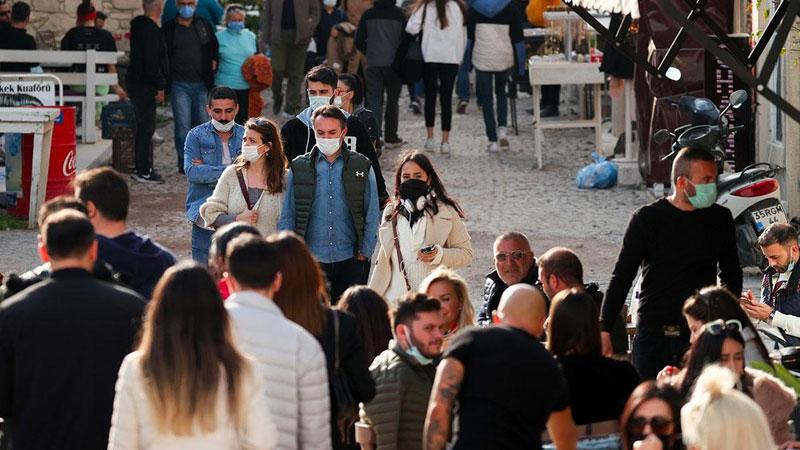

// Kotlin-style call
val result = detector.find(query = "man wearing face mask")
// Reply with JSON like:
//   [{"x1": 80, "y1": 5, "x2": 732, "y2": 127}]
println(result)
[
  {"x1": 742, "y1": 223, "x2": 800, "y2": 346},
  {"x1": 601, "y1": 147, "x2": 742, "y2": 379},
  {"x1": 360, "y1": 293, "x2": 444, "y2": 449},
  {"x1": 162, "y1": 0, "x2": 219, "y2": 172},
  {"x1": 279, "y1": 105, "x2": 380, "y2": 304},
  {"x1": 183, "y1": 86, "x2": 244, "y2": 264},
  {"x1": 281, "y1": 65, "x2": 388, "y2": 205}
]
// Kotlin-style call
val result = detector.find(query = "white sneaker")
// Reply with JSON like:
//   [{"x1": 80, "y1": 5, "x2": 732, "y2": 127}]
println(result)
[
  {"x1": 152, "y1": 131, "x2": 165, "y2": 144},
  {"x1": 486, "y1": 142, "x2": 499, "y2": 153},
  {"x1": 424, "y1": 138, "x2": 435, "y2": 152},
  {"x1": 440, "y1": 142, "x2": 451, "y2": 157},
  {"x1": 498, "y1": 127, "x2": 510, "y2": 150}
]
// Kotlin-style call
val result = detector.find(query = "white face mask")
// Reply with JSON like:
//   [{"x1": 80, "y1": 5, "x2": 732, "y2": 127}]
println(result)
[
  {"x1": 333, "y1": 96, "x2": 344, "y2": 107},
  {"x1": 316, "y1": 136, "x2": 342, "y2": 156},
  {"x1": 212, "y1": 118, "x2": 235, "y2": 132},
  {"x1": 309, "y1": 95, "x2": 332, "y2": 111},
  {"x1": 241, "y1": 144, "x2": 265, "y2": 162}
]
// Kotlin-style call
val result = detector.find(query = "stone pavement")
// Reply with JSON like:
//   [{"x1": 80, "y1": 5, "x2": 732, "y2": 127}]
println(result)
[{"x1": 0, "y1": 88, "x2": 658, "y2": 307}]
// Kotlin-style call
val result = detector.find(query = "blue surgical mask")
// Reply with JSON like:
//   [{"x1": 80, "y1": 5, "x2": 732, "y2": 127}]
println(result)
[
  {"x1": 308, "y1": 95, "x2": 332, "y2": 111},
  {"x1": 323, "y1": 0, "x2": 337, "y2": 6},
  {"x1": 178, "y1": 4, "x2": 195, "y2": 18},
  {"x1": 403, "y1": 326, "x2": 434, "y2": 366},
  {"x1": 685, "y1": 180, "x2": 717, "y2": 209},
  {"x1": 227, "y1": 20, "x2": 244, "y2": 31}
]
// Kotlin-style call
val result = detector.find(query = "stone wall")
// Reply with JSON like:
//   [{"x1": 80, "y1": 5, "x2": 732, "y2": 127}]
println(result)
[{"x1": 27, "y1": 0, "x2": 141, "y2": 53}]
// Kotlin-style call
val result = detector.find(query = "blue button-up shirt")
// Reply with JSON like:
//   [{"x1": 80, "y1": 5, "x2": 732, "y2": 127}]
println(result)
[
  {"x1": 183, "y1": 121, "x2": 244, "y2": 223},
  {"x1": 279, "y1": 152, "x2": 380, "y2": 263}
]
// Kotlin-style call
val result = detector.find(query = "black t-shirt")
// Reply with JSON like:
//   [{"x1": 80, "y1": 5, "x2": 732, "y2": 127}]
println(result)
[
  {"x1": 60, "y1": 26, "x2": 117, "y2": 73},
  {"x1": 444, "y1": 326, "x2": 569, "y2": 450},
  {"x1": 0, "y1": 27, "x2": 37, "y2": 72},
  {"x1": 170, "y1": 23, "x2": 204, "y2": 82}
]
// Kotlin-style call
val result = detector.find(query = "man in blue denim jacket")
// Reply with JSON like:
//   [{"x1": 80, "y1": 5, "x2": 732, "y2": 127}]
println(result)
[{"x1": 184, "y1": 86, "x2": 244, "y2": 264}]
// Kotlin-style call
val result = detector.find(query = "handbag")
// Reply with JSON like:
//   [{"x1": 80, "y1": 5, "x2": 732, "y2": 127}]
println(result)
[
  {"x1": 392, "y1": 5, "x2": 427, "y2": 84},
  {"x1": 330, "y1": 310, "x2": 358, "y2": 442},
  {"x1": 390, "y1": 210, "x2": 413, "y2": 291}
]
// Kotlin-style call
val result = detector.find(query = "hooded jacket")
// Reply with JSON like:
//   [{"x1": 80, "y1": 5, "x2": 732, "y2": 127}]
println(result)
[
  {"x1": 281, "y1": 106, "x2": 388, "y2": 204},
  {"x1": 354, "y1": 0, "x2": 406, "y2": 68},
  {"x1": 127, "y1": 15, "x2": 169, "y2": 94},
  {"x1": 97, "y1": 231, "x2": 176, "y2": 299},
  {"x1": 463, "y1": 0, "x2": 525, "y2": 75}
]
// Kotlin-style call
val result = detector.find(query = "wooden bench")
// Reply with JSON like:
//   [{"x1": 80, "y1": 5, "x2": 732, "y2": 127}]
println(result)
[{"x1": 0, "y1": 49, "x2": 122, "y2": 144}]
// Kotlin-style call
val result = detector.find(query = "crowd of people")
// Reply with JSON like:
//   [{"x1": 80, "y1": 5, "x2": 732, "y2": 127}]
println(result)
[{"x1": 4, "y1": 0, "x2": 800, "y2": 449}]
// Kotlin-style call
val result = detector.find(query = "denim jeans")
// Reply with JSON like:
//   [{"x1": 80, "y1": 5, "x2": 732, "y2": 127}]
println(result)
[
  {"x1": 456, "y1": 61, "x2": 470, "y2": 102},
  {"x1": 170, "y1": 81, "x2": 208, "y2": 171},
  {"x1": 475, "y1": 69, "x2": 508, "y2": 142},
  {"x1": 191, "y1": 223, "x2": 214, "y2": 265}
]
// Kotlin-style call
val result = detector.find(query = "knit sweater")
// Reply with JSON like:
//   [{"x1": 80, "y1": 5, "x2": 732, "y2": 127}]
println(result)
[{"x1": 199, "y1": 164, "x2": 284, "y2": 237}]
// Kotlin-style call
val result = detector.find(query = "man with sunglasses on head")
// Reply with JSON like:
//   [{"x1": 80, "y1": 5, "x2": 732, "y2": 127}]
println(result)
[
  {"x1": 281, "y1": 64, "x2": 388, "y2": 205},
  {"x1": 741, "y1": 222, "x2": 800, "y2": 347},
  {"x1": 477, "y1": 231, "x2": 539, "y2": 325}
]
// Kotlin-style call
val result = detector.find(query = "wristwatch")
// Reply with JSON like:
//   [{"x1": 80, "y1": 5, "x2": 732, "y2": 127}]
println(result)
[{"x1": 768, "y1": 309, "x2": 777, "y2": 323}]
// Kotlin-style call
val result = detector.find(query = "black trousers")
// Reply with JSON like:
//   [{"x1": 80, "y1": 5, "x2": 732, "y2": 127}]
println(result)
[
  {"x1": 321, "y1": 257, "x2": 370, "y2": 305},
  {"x1": 631, "y1": 329, "x2": 690, "y2": 380},
  {"x1": 129, "y1": 86, "x2": 155, "y2": 174},
  {"x1": 234, "y1": 88, "x2": 250, "y2": 125},
  {"x1": 422, "y1": 62, "x2": 459, "y2": 131}
]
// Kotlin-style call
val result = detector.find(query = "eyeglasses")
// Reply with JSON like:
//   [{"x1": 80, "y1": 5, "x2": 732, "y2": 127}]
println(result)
[
  {"x1": 494, "y1": 250, "x2": 528, "y2": 263},
  {"x1": 626, "y1": 416, "x2": 673, "y2": 436},
  {"x1": 704, "y1": 318, "x2": 742, "y2": 335}
]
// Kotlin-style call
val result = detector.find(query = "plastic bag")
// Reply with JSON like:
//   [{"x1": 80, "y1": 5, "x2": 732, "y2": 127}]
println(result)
[{"x1": 576, "y1": 152, "x2": 618, "y2": 189}]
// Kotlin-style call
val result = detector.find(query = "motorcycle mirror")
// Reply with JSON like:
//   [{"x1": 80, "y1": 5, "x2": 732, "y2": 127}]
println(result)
[
  {"x1": 730, "y1": 90, "x2": 749, "y2": 109},
  {"x1": 653, "y1": 129, "x2": 673, "y2": 144},
  {"x1": 665, "y1": 67, "x2": 682, "y2": 81}
]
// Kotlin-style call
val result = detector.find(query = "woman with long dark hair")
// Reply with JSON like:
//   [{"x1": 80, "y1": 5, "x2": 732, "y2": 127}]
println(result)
[
  {"x1": 266, "y1": 231, "x2": 375, "y2": 449},
  {"x1": 337, "y1": 285, "x2": 393, "y2": 363},
  {"x1": 201, "y1": 117, "x2": 287, "y2": 236},
  {"x1": 620, "y1": 382, "x2": 684, "y2": 450},
  {"x1": 405, "y1": 0, "x2": 466, "y2": 156},
  {"x1": 108, "y1": 262, "x2": 277, "y2": 448},
  {"x1": 369, "y1": 151, "x2": 473, "y2": 304},
  {"x1": 336, "y1": 73, "x2": 381, "y2": 153}
]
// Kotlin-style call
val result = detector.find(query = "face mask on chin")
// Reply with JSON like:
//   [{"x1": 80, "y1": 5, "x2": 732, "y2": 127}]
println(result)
[
  {"x1": 211, "y1": 118, "x2": 235, "y2": 132},
  {"x1": 403, "y1": 325, "x2": 434, "y2": 365}
]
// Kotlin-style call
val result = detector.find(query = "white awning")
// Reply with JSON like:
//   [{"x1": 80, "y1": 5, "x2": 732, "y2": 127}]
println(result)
[{"x1": 566, "y1": 0, "x2": 640, "y2": 19}]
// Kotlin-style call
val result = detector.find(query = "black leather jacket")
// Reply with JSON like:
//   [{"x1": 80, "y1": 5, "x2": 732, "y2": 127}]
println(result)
[{"x1": 477, "y1": 263, "x2": 539, "y2": 325}]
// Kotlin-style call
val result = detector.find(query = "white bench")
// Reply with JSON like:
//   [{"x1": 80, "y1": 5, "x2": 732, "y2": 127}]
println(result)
[{"x1": 0, "y1": 49, "x2": 123, "y2": 144}]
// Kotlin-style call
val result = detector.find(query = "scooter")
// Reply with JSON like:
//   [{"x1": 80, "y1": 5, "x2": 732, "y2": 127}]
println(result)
[{"x1": 653, "y1": 89, "x2": 786, "y2": 268}]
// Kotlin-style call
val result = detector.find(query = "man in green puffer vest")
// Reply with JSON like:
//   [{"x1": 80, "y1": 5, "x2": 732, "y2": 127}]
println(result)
[
  {"x1": 360, "y1": 293, "x2": 444, "y2": 450},
  {"x1": 279, "y1": 105, "x2": 380, "y2": 304}
]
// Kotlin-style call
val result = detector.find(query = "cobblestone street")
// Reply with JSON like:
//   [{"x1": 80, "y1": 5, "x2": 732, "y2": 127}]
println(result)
[{"x1": 1, "y1": 89, "x2": 652, "y2": 306}]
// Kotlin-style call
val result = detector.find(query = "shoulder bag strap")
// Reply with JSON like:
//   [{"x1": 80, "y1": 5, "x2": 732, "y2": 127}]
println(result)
[
  {"x1": 419, "y1": 4, "x2": 427, "y2": 42},
  {"x1": 390, "y1": 210, "x2": 413, "y2": 291},
  {"x1": 333, "y1": 310, "x2": 341, "y2": 371},
  {"x1": 235, "y1": 169, "x2": 255, "y2": 210}
]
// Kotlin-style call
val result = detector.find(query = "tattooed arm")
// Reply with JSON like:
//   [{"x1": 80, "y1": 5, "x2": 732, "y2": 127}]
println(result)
[{"x1": 423, "y1": 357, "x2": 465, "y2": 450}]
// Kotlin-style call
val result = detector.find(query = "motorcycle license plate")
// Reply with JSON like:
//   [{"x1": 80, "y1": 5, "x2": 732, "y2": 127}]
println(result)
[{"x1": 752, "y1": 204, "x2": 787, "y2": 232}]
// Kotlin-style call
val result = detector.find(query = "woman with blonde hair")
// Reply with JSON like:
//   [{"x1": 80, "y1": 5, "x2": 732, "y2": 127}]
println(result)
[
  {"x1": 201, "y1": 117, "x2": 287, "y2": 236},
  {"x1": 681, "y1": 365, "x2": 777, "y2": 450},
  {"x1": 108, "y1": 262, "x2": 277, "y2": 449},
  {"x1": 419, "y1": 266, "x2": 474, "y2": 344}
]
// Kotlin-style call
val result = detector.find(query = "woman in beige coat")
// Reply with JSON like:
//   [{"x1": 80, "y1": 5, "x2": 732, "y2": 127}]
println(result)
[
  {"x1": 201, "y1": 118, "x2": 287, "y2": 237},
  {"x1": 369, "y1": 151, "x2": 473, "y2": 304}
]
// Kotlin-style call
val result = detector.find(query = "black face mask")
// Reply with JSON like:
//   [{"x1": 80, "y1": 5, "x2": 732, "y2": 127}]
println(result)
[{"x1": 399, "y1": 178, "x2": 429, "y2": 201}]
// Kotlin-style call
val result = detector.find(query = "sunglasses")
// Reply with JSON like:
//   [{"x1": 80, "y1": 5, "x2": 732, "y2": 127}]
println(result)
[
  {"x1": 626, "y1": 415, "x2": 673, "y2": 436},
  {"x1": 704, "y1": 318, "x2": 742, "y2": 335},
  {"x1": 494, "y1": 250, "x2": 528, "y2": 263}
]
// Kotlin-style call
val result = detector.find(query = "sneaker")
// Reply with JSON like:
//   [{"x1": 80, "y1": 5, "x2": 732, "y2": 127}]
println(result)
[
  {"x1": 385, "y1": 138, "x2": 405, "y2": 150},
  {"x1": 410, "y1": 101, "x2": 422, "y2": 115},
  {"x1": 424, "y1": 138, "x2": 435, "y2": 152},
  {"x1": 498, "y1": 127, "x2": 510, "y2": 150},
  {"x1": 486, "y1": 142, "x2": 499, "y2": 153},
  {"x1": 440, "y1": 142, "x2": 451, "y2": 157},
  {"x1": 456, "y1": 100, "x2": 468, "y2": 114},
  {"x1": 152, "y1": 131, "x2": 165, "y2": 144},
  {"x1": 132, "y1": 169, "x2": 165, "y2": 184}
]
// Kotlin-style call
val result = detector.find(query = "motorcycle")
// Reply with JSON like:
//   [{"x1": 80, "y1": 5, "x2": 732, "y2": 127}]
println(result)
[{"x1": 653, "y1": 89, "x2": 786, "y2": 268}]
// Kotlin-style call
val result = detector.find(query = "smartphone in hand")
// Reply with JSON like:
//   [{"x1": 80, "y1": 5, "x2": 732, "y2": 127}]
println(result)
[{"x1": 420, "y1": 244, "x2": 435, "y2": 254}]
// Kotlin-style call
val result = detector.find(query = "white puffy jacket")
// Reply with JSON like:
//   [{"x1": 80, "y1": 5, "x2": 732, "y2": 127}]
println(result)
[{"x1": 226, "y1": 291, "x2": 332, "y2": 450}]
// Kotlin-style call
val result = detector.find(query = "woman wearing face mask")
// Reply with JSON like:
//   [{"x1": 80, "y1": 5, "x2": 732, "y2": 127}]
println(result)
[
  {"x1": 336, "y1": 73, "x2": 382, "y2": 155},
  {"x1": 201, "y1": 117, "x2": 287, "y2": 236},
  {"x1": 620, "y1": 381, "x2": 684, "y2": 450},
  {"x1": 369, "y1": 151, "x2": 473, "y2": 304},
  {"x1": 214, "y1": 4, "x2": 258, "y2": 125}
]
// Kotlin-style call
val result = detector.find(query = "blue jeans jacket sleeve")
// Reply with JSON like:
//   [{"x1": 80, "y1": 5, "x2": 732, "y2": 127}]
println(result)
[
  {"x1": 183, "y1": 128, "x2": 227, "y2": 184},
  {"x1": 278, "y1": 169, "x2": 296, "y2": 231},
  {"x1": 361, "y1": 167, "x2": 379, "y2": 258}
]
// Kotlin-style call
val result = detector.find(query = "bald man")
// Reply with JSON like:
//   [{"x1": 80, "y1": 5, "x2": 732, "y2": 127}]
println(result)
[
  {"x1": 424, "y1": 284, "x2": 578, "y2": 450},
  {"x1": 601, "y1": 147, "x2": 742, "y2": 379}
]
